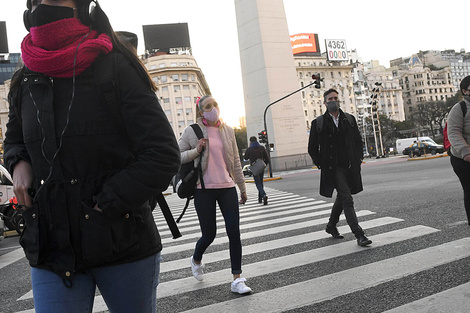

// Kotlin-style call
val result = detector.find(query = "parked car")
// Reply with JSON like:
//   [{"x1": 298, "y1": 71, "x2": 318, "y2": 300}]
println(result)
[
  {"x1": 403, "y1": 142, "x2": 445, "y2": 157},
  {"x1": 242, "y1": 164, "x2": 252, "y2": 177}
]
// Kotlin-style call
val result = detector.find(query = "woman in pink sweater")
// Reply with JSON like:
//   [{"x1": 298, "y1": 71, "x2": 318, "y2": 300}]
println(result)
[{"x1": 178, "y1": 95, "x2": 251, "y2": 294}]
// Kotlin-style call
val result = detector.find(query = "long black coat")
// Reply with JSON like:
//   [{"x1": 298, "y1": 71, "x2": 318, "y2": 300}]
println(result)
[
  {"x1": 308, "y1": 110, "x2": 363, "y2": 198},
  {"x1": 4, "y1": 51, "x2": 180, "y2": 282}
]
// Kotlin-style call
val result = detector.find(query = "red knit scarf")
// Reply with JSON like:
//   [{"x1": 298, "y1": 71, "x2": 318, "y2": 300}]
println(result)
[{"x1": 21, "y1": 18, "x2": 113, "y2": 78}]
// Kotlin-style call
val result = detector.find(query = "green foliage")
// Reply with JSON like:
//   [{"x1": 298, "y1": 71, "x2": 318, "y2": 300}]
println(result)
[{"x1": 234, "y1": 126, "x2": 247, "y2": 158}]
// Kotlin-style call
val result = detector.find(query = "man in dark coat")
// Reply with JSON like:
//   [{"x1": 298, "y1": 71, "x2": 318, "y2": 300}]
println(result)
[{"x1": 308, "y1": 88, "x2": 372, "y2": 246}]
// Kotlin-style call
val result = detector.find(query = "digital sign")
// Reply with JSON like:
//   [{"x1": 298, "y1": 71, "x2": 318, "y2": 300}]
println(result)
[
  {"x1": 290, "y1": 33, "x2": 320, "y2": 55},
  {"x1": 325, "y1": 39, "x2": 348, "y2": 61}
]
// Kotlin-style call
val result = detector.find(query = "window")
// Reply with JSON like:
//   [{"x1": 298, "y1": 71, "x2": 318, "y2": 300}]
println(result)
[
  {"x1": 191, "y1": 74, "x2": 195, "y2": 81},
  {"x1": 164, "y1": 110, "x2": 171, "y2": 115},
  {"x1": 182, "y1": 74, "x2": 189, "y2": 81},
  {"x1": 162, "y1": 86, "x2": 168, "y2": 92},
  {"x1": 174, "y1": 85, "x2": 181, "y2": 92},
  {"x1": 152, "y1": 77, "x2": 158, "y2": 83},
  {"x1": 177, "y1": 109, "x2": 183, "y2": 116},
  {"x1": 184, "y1": 96, "x2": 191, "y2": 102},
  {"x1": 175, "y1": 97, "x2": 182, "y2": 104},
  {"x1": 163, "y1": 98, "x2": 170, "y2": 103},
  {"x1": 161, "y1": 75, "x2": 167, "y2": 83},
  {"x1": 172, "y1": 74, "x2": 179, "y2": 81},
  {"x1": 180, "y1": 62, "x2": 187, "y2": 66},
  {"x1": 187, "y1": 120, "x2": 194, "y2": 124},
  {"x1": 171, "y1": 62, "x2": 177, "y2": 67},
  {"x1": 186, "y1": 108, "x2": 192, "y2": 115},
  {"x1": 159, "y1": 63, "x2": 165, "y2": 68},
  {"x1": 150, "y1": 65, "x2": 157, "y2": 70},
  {"x1": 178, "y1": 121, "x2": 185, "y2": 127},
  {"x1": 183, "y1": 85, "x2": 190, "y2": 90}
]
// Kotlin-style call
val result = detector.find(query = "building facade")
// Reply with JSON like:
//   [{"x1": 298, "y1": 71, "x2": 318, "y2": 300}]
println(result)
[
  {"x1": 142, "y1": 53, "x2": 211, "y2": 139},
  {"x1": 398, "y1": 65, "x2": 454, "y2": 120},
  {"x1": 294, "y1": 55, "x2": 356, "y2": 131}
]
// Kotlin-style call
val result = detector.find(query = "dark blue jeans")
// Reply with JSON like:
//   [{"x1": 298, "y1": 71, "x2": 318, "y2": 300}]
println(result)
[
  {"x1": 31, "y1": 253, "x2": 161, "y2": 313},
  {"x1": 193, "y1": 187, "x2": 242, "y2": 274},
  {"x1": 328, "y1": 167, "x2": 364, "y2": 237},
  {"x1": 253, "y1": 170, "x2": 266, "y2": 201},
  {"x1": 450, "y1": 154, "x2": 470, "y2": 224}
]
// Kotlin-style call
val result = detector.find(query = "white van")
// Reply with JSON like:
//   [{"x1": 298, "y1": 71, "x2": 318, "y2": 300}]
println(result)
[{"x1": 396, "y1": 137, "x2": 438, "y2": 154}]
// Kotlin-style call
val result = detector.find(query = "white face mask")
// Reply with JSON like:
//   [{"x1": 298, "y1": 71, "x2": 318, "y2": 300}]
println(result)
[{"x1": 203, "y1": 107, "x2": 219, "y2": 122}]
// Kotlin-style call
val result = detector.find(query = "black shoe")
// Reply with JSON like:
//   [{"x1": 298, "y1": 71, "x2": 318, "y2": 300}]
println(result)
[
  {"x1": 263, "y1": 196, "x2": 268, "y2": 205},
  {"x1": 325, "y1": 225, "x2": 344, "y2": 239},
  {"x1": 258, "y1": 199, "x2": 262, "y2": 204},
  {"x1": 357, "y1": 235, "x2": 372, "y2": 246}
]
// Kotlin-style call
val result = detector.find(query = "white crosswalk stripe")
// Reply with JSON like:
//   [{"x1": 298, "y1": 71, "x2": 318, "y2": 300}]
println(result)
[{"x1": 8, "y1": 183, "x2": 470, "y2": 313}]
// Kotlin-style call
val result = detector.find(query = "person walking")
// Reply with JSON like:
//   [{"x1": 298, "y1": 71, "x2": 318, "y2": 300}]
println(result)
[
  {"x1": 308, "y1": 88, "x2": 372, "y2": 247},
  {"x1": 244, "y1": 136, "x2": 269, "y2": 205},
  {"x1": 178, "y1": 95, "x2": 252, "y2": 294},
  {"x1": 448, "y1": 75, "x2": 470, "y2": 225},
  {"x1": 4, "y1": 1, "x2": 180, "y2": 312}
]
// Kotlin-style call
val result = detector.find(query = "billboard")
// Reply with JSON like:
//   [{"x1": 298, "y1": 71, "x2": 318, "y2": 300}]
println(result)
[
  {"x1": 290, "y1": 33, "x2": 320, "y2": 55},
  {"x1": 0, "y1": 22, "x2": 8, "y2": 53},
  {"x1": 325, "y1": 39, "x2": 348, "y2": 62},
  {"x1": 143, "y1": 23, "x2": 191, "y2": 53}
]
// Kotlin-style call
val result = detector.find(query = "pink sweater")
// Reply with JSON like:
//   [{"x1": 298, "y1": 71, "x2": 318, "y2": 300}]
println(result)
[{"x1": 197, "y1": 125, "x2": 236, "y2": 189}]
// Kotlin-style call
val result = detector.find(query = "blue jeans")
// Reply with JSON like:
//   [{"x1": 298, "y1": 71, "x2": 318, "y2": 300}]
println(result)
[
  {"x1": 31, "y1": 253, "x2": 162, "y2": 313},
  {"x1": 328, "y1": 167, "x2": 363, "y2": 237},
  {"x1": 253, "y1": 170, "x2": 266, "y2": 201},
  {"x1": 193, "y1": 187, "x2": 242, "y2": 274}
]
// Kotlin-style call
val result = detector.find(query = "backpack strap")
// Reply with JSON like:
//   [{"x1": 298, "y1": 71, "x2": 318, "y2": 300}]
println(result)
[
  {"x1": 189, "y1": 123, "x2": 205, "y2": 190},
  {"x1": 176, "y1": 124, "x2": 205, "y2": 224},
  {"x1": 343, "y1": 112, "x2": 355, "y2": 128},
  {"x1": 460, "y1": 100, "x2": 467, "y2": 117}
]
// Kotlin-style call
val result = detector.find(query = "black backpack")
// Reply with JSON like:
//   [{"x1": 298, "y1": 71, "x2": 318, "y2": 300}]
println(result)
[{"x1": 172, "y1": 124, "x2": 205, "y2": 223}]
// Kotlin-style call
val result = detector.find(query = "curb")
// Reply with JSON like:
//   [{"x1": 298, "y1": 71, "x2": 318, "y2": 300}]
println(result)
[
  {"x1": 407, "y1": 153, "x2": 449, "y2": 161},
  {"x1": 245, "y1": 177, "x2": 282, "y2": 183}
]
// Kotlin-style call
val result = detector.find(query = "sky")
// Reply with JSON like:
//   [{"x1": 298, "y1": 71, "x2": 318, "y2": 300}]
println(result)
[{"x1": 1, "y1": 0, "x2": 467, "y2": 127}]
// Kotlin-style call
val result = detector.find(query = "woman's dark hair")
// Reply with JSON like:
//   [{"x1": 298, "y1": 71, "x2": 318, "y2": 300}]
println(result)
[{"x1": 10, "y1": 0, "x2": 156, "y2": 103}]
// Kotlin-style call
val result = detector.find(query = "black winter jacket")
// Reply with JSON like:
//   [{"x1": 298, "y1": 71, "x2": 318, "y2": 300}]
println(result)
[
  {"x1": 308, "y1": 110, "x2": 363, "y2": 198},
  {"x1": 4, "y1": 51, "x2": 180, "y2": 283}
]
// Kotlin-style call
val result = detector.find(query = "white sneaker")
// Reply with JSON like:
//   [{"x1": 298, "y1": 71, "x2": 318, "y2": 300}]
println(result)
[
  {"x1": 231, "y1": 277, "x2": 252, "y2": 294},
  {"x1": 190, "y1": 256, "x2": 204, "y2": 281}
]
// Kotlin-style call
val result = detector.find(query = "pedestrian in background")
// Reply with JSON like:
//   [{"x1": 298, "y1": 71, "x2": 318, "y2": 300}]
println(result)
[
  {"x1": 448, "y1": 75, "x2": 470, "y2": 225},
  {"x1": 178, "y1": 95, "x2": 252, "y2": 294},
  {"x1": 4, "y1": 1, "x2": 180, "y2": 312},
  {"x1": 244, "y1": 136, "x2": 270, "y2": 205},
  {"x1": 308, "y1": 88, "x2": 372, "y2": 246}
]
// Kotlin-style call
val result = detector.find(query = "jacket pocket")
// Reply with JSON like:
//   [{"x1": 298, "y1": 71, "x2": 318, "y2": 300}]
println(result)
[
  {"x1": 80, "y1": 203, "x2": 139, "y2": 267},
  {"x1": 19, "y1": 204, "x2": 41, "y2": 265}
]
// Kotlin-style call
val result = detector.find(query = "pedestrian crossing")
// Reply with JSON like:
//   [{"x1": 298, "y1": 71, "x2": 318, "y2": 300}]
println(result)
[{"x1": 8, "y1": 183, "x2": 470, "y2": 313}]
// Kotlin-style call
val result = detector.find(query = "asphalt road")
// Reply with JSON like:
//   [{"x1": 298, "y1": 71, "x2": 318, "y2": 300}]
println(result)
[{"x1": 1, "y1": 154, "x2": 469, "y2": 313}]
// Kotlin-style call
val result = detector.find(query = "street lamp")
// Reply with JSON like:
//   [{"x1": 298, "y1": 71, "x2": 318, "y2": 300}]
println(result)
[{"x1": 262, "y1": 74, "x2": 322, "y2": 177}]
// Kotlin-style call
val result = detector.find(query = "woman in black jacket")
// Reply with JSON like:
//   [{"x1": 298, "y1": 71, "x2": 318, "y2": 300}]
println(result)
[{"x1": 4, "y1": 1, "x2": 180, "y2": 312}]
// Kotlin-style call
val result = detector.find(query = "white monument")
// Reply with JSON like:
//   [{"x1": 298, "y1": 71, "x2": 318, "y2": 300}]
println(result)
[{"x1": 234, "y1": 0, "x2": 310, "y2": 171}]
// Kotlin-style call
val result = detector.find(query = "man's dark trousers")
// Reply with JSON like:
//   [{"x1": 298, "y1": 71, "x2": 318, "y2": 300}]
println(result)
[{"x1": 327, "y1": 167, "x2": 364, "y2": 237}]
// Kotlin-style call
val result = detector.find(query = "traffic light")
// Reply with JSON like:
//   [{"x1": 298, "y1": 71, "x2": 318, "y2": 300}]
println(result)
[
  {"x1": 258, "y1": 130, "x2": 267, "y2": 144},
  {"x1": 312, "y1": 74, "x2": 322, "y2": 89}
]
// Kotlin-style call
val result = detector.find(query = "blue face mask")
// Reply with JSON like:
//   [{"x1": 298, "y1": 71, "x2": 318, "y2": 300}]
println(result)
[
  {"x1": 30, "y1": 4, "x2": 75, "y2": 28},
  {"x1": 203, "y1": 108, "x2": 219, "y2": 122}
]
